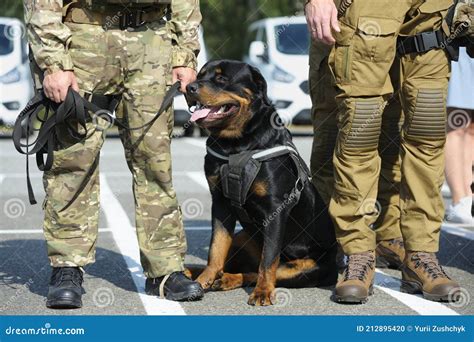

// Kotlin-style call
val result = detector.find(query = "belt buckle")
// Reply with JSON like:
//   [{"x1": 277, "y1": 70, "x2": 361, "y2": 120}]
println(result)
[{"x1": 119, "y1": 10, "x2": 145, "y2": 30}]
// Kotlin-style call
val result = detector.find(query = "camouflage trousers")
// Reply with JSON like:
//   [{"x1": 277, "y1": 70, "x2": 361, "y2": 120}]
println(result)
[{"x1": 42, "y1": 20, "x2": 186, "y2": 278}]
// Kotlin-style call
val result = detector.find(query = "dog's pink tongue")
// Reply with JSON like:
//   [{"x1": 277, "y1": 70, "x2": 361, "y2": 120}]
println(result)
[{"x1": 191, "y1": 107, "x2": 212, "y2": 122}]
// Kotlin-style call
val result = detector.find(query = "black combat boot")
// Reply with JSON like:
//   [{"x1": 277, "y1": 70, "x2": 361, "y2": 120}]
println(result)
[
  {"x1": 145, "y1": 271, "x2": 204, "y2": 301},
  {"x1": 46, "y1": 267, "x2": 83, "y2": 309}
]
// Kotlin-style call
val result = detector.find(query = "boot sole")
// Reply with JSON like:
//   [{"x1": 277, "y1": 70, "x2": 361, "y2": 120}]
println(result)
[
  {"x1": 46, "y1": 298, "x2": 82, "y2": 309},
  {"x1": 400, "y1": 280, "x2": 459, "y2": 302},
  {"x1": 334, "y1": 285, "x2": 374, "y2": 304},
  {"x1": 147, "y1": 287, "x2": 204, "y2": 302}
]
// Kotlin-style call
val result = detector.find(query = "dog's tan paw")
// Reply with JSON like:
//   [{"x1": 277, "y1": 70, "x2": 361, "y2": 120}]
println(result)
[
  {"x1": 248, "y1": 288, "x2": 275, "y2": 306},
  {"x1": 196, "y1": 269, "x2": 219, "y2": 290},
  {"x1": 211, "y1": 273, "x2": 242, "y2": 291}
]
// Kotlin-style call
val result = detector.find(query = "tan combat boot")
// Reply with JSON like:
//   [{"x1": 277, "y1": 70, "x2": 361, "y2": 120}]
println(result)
[
  {"x1": 335, "y1": 251, "x2": 375, "y2": 304},
  {"x1": 401, "y1": 252, "x2": 461, "y2": 302},
  {"x1": 376, "y1": 238, "x2": 406, "y2": 269}
]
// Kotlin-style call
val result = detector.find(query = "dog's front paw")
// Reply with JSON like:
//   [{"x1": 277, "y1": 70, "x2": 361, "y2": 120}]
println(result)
[
  {"x1": 248, "y1": 288, "x2": 275, "y2": 306},
  {"x1": 196, "y1": 269, "x2": 221, "y2": 290},
  {"x1": 211, "y1": 273, "x2": 242, "y2": 291}
]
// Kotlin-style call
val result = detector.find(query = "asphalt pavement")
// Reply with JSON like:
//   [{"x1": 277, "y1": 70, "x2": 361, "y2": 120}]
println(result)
[{"x1": 0, "y1": 135, "x2": 472, "y2": 316}]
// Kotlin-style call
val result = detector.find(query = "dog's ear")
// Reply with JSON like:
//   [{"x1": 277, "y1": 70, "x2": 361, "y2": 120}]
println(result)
[{"x1": 249, "y1": 65, "x2": 271, "y2": 106}]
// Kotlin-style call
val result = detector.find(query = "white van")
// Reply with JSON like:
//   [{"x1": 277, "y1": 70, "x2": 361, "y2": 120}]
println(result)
[
  {"x1": 0, "y1": 17, "x2": 34, "y2": 126},
  {"x1": 244, "y1": 16, "x2": 311, "y2": 125},
  {"x1": 173, "y1": 28, "x2": 208, "y2": 137}
]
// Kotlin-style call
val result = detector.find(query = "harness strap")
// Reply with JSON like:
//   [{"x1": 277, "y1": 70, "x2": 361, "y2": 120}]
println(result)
[
  {"x1": 13, "y1": 82, "x2": 181, "y2": 205},
  {"x1": 397, "y1": 30, "x2": 446, "y2": 55},
  {"x1": 209, "y1": 145, "x2": 310, "y2": 224}
]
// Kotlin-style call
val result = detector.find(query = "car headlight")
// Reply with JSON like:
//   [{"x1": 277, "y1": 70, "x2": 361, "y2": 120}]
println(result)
[
  {"x1": 0, "y1": 67, "x2": 21, "y2": 84},
  {"x1": 272, "y1": 66, "x2": 295, "y2": 83}
]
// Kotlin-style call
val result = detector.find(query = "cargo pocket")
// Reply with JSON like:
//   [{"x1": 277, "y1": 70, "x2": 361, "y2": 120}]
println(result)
[
  {"x1": 350, "y1": 16, "x2": 400, "y2": 89},
  {"x1": 329, "y1": 21, "x2": 355, "y2": 84}
]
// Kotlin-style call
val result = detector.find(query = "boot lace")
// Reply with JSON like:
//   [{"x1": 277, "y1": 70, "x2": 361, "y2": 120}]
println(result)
[
  {"x1": 344, "y1": 253, "x2": 375, "y2": 281},
  {"x1": 54, "y1": 268, "x2": 83, "y2": 287},
  {"x1": 411, "y1": 252, "x2": 449, "y2": 280}
]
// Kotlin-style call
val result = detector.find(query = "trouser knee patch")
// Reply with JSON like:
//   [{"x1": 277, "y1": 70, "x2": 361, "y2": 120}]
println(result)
[
  {"x1": 405, "y1": 89, "x2": 445, "y2": 140},
  {"x1": 344, "y1": 99, "x2": 384, "y2": 151}
]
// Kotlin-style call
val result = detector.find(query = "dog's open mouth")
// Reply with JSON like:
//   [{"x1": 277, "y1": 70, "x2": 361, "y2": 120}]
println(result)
[{"x1": 190, "y1": 102, "x2": 240, "y2": 123}]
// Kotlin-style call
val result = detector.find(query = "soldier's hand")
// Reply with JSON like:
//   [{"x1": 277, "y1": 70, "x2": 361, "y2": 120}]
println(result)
[
  {"x1": 173, "y1": 67, "x2": 197, "y2": 93},
  {"x1": 43, "y1": 70, "x2": 80, "y2": 103},
  {"x1": 305, "y1": 0, "x2": 340, "y2": 45}
]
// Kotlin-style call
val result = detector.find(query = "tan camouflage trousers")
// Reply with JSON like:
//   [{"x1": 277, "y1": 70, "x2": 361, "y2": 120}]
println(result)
[
  {"x1": 42, "y1": 20, "x2": 186, "y2": 278},
  {"x1": 328, "y1": 0, "x2": 452, "y2": 254},
  {"x1": 309, "y1": 43, "x2": 403, "y2": 243}
]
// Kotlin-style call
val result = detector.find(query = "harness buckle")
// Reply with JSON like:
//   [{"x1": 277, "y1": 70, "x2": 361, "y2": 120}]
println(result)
[
  {"x1": 414, "y1": 31, "x2": 441, "y2": 52},
  {"x1": 119, "y1": 10, "x2": 146, "y2": 30}
]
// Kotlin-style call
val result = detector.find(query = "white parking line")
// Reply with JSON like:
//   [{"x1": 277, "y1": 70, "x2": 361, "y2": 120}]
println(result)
[
  {"x1": 442, "y1": 224, "x2": 474, "y2": 240},
  {"x1": 182, "y1": 138, "x2": 206, "y2": 149},
  {"x1": 186, "y1": 171, "x2": 209, "y2": 190},
  {"x1": 375, "y1": 269, "x2": 458, "y2": 315},
  {"x1": 100, "y1": 175, "x2": 186, "y2": 315},
  {"x1": 0, "y1": 228, "x2": 112, "y2": 234}
]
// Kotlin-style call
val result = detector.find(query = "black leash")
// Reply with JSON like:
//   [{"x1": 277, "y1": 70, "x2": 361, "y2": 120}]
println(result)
[{"x1": 12, "y1": 82, "x2": 181, "y2": 205}]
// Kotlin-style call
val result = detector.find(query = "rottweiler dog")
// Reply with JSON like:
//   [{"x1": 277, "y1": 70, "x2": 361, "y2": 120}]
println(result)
[{"x1": 185, "y1": 60, "x2": 337, "y2": 306}]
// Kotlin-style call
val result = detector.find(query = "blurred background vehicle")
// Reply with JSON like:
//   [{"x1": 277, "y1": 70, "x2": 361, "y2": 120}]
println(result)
[
  {"x1": 0, "y1": 17, "x2": 34, "y2": 133},
  {"x1": 173, "y1": 28, "x2": 208, "y2": 137},
  {"x1": 243, "y1": 16, "x2": 311, "y2": 126}
]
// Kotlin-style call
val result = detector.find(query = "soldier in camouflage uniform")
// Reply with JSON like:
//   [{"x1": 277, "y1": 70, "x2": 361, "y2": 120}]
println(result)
[{"x1": 24, "y1": 0, "x2": 204, "y2": 308}]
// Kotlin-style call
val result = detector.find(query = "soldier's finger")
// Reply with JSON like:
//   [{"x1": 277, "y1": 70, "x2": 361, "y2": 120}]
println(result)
[
  {"x1": 59, "y1": 87, "x2": 68, "y2": 102},
  {"x1": 71, "y1": 76, "x2": 80, "y2": 92},
  {"x1": 52, "y1": 89, "x2": 62, "y2": 103},
  {"x1": 314, "y1": 19, "x2": 323, "y2": 41},
  {"x1": 321, "y1": 19, "x2": 335, "y2": 44},
  {"x1": 331, "y1": 7, "x2": 341, "y2": 33}
]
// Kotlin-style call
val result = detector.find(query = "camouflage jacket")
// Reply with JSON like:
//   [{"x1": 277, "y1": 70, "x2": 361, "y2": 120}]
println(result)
[{"x1": 24, "y1": 0, "x2": 202, "y2": 73}]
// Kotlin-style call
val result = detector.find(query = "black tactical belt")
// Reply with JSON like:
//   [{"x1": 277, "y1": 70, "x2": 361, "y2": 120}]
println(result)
[
  {"x1": 397, "y1": 30, "x2": 446, "y2": 55},
  {"x1": 12, "y1": 82, "x2": 181, "y2": 205}
]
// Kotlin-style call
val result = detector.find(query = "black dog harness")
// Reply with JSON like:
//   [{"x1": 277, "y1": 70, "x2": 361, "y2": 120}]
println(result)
[
  {"x1": 206, "y1": 144, "x2": 311, "y2": 223},
  {"x1": 12, "y1": 82, "x2": 181, "y2": 205}
]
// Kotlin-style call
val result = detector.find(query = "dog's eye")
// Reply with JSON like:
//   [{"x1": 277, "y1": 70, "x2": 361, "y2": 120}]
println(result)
[{"x1": 215, "y1": 75, "x2": 228, "y2": 83}]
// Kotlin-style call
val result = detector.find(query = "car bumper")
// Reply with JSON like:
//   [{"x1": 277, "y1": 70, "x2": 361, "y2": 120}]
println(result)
[{"x1": 0, "y1": 80, "x2": 32, "y2": 125}]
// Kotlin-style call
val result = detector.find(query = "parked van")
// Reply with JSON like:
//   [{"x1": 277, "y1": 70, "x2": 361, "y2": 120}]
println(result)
[
  {"x1": 244, "y1": 16, "x2": 311, "y2": 125},
  {"x1": 0, "y1": 18, "x2": 34, "y2": 126}
]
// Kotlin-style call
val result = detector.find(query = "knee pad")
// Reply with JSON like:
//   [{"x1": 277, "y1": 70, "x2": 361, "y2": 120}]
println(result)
[
  {"x1": 343, "y1": 98, "x2": 385, "y2": 152},
  {"x1": 405, "y1": 89, "x2": 446, "y2": 141}
]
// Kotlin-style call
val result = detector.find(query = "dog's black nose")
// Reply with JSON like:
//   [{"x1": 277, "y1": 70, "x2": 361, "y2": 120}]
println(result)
[{"x1": 187, "y1": 82, "x2": 199, "y2": 94}]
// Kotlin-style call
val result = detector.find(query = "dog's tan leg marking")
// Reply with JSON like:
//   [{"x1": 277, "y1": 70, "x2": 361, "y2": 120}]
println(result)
[
  {"x1": 248, "y1": 258, "x2": 279, "y2": 306},
  {"x1": 196, "y1": 221, "x2": 233, "y2": 290},
  {"x1": 211, "y1": 272, "x2": 258, "y2": 291}
]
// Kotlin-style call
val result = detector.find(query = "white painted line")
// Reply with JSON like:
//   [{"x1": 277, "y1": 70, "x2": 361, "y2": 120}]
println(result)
[
  {"x1": 182, "y1": 138, "x2": 206, "y2": 149},
  {"x1": 2, "y1": 171, "x2": 199, "y2": 179},
  {"x1": 0, "y1": 174, "x2": 4, "y2": 187},
  {"x1": 100, "y1": 175, "x2": 186, "y2": 315},
  {"x1": 442, "y1": 224, "x2": 474, "y2": 240},
  {"x1": 186, "y1": 171, "x2": 209, "y2": 190},
  {"x1": 375, "y1": 269, "x2": 459, "y2": 316},
  {"x1": 0, "y1": 228, "x2": 113, "y2": 234}
]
